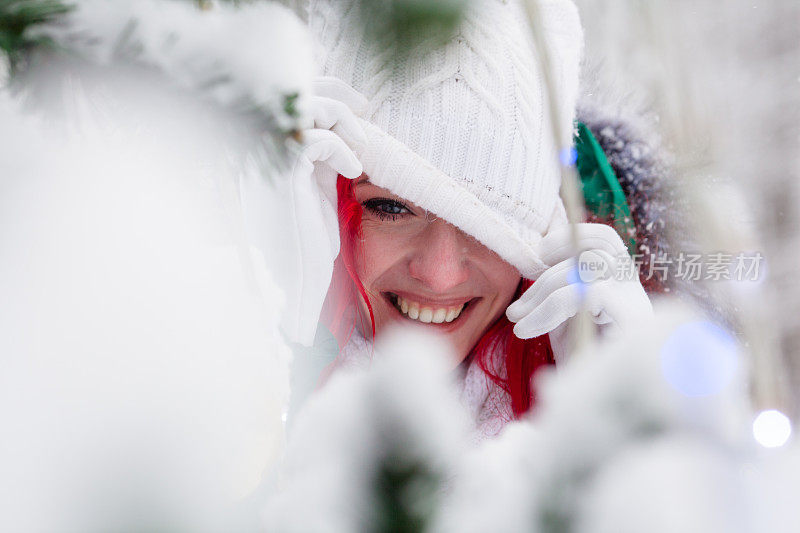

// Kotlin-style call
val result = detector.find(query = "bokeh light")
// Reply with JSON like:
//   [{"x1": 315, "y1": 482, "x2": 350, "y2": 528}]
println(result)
[
  {"x1": 567, "y1": 262, "x2": 587, "y2": 300},
  {"x1": 752, "y1": 409, "x2": 792, "y2": 448},
  {"x1": 559, "y1": 146, "x2": 578, "y2": 167},
  {"x1": 660, "y1": 321, "x2": 739, "y2": 397}
]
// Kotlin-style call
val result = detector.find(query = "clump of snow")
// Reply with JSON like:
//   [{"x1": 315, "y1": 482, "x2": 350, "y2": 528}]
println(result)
[
  {"x1": 746, "y1": 443, "x2": 800, "y2": 533},
  {"x1": 27, "y1": 0, "x2": 314, "y2": 140},
  {"x1": 0, "y1": 71, "x2": 291, "y2": 532},
  {"x1": 263, "y1": 324, "x2": 470, "y2": 532},
  {"x1": 576, "y1": 436, "x2": 752, "y2": 533},
  {"x1": 432, "y1": 300, "x2": 755, "y2": 533},
  {"x1": 430, "y1": 421, "x2": 547, "y2": 533}
]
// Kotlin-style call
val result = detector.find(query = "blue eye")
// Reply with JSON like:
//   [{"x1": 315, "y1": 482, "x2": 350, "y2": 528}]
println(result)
[{"x1": 362, "y1": 197, "x2": 411, "y2": 221}]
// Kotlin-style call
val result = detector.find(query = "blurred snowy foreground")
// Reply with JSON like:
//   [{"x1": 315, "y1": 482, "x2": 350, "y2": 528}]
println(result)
[
  {"x1": 265, "y1": 304, "x2": 800, "y2": 533},
  {"x1": 0, "y1": 1, "x2": 307, "y2": 531},
  {"x1": 0, "y1": 1, "x2": 798, "y2": 533},
  {"x1": 0, "y1": 60, "x2": 295, "y2": 533}
]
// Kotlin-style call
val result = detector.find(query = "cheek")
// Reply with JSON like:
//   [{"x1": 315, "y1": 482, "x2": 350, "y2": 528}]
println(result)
[
  {"x1": 481, "y1": 253, "x2": 522, "y2": 304},
  {"x1": 474, "y1": 246, "x2": 522, "y2": 304},
  {"x1": 355, "y1": 225, "x2": 407, "y2": 289}
]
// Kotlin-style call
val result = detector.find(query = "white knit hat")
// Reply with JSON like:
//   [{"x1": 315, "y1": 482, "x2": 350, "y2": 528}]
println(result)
[{"x1": 307, "y1": 0, "x2": 583, "y2": 279}]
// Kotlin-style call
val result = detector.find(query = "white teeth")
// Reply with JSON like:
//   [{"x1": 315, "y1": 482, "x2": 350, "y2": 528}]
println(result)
[
  {"x1": 419, "y1": 308, "x2": 433, "y2": 323},
  {"x1": 392, "y1": 295, "x2": 466, "y2": 324}
]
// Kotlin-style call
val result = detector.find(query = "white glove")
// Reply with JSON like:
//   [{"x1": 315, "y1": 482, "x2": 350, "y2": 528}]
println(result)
[
  {"x1": 505, "y1": 223, "x2": 653, "y2": 363},
  {"x1": 241, "y1": 77, "x2": 368, "y2": 346}
]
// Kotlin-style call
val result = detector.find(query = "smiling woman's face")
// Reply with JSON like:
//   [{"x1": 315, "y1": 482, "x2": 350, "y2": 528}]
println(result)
[{"x1": 352, "y1": 176, "x2": 522, "y2": 365}]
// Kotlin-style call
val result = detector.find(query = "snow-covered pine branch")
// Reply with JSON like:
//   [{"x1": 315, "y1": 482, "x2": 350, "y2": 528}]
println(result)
[{"x1": 18, "y1": 0, "x2": 314, "y2": 165}]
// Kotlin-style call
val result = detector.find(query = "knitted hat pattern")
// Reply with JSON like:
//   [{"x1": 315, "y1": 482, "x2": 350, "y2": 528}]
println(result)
[{"x1": 308, "y1": 0, "x2": 583, "y2": 278}]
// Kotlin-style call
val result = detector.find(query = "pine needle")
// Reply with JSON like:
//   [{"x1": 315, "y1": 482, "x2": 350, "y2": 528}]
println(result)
[{"x1": 0, "y1": 0, "x2": 73, "y2": 74}]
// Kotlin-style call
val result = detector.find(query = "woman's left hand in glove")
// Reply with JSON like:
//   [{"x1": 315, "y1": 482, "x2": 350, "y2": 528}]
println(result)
[
  {"x1": 505, "y1": 223, "x2": 653, "y2": 360},
  {"x1": 240, "y1": 77, "x2": 367, "y2": 347}
]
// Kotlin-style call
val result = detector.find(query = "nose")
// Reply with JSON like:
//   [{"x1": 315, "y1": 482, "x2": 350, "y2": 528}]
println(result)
[{"x1": 408, "y1": 218, "x2": 470, "y2": 293}]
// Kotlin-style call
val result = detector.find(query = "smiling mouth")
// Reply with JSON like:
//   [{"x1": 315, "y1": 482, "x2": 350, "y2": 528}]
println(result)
[{"x1": 384, "y1": 292, "x2": 476, "y2": 325}]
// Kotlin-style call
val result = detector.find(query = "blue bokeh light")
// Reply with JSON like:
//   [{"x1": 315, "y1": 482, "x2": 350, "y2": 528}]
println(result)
[
  {"x1": 660, "y1": 321, "x2": 740, "y2": 397},
  {"x1": 566, "y1": 263, "x2": 587, "y2": 301},
  {"x1": 559, "y1": 147, "x2": 578, "y2": 167}
]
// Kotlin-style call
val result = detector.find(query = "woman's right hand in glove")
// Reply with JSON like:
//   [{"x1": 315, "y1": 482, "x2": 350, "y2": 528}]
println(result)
[{"x1": 506, "y1": 223, "x2": 653, "y2": 364}]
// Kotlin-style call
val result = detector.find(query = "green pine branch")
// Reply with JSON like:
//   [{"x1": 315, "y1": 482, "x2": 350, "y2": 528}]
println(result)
[
  {"x1": 357, "y1": 0, "x2": 470, "y2": 57},
  {"x1": 0, "y1": 0, "x2": 73, "y2": 74},
  {"x1": 372, "y1": 457, "x2": 440, "y2": 533}
]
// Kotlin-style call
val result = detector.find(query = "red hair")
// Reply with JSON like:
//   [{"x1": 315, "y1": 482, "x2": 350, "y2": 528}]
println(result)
[{"x1": 320, "y1": 175, "x2": 555, "y2": 418}]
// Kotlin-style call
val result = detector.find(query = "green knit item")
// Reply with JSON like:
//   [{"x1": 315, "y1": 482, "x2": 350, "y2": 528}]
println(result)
[{"x1": 575, "y1": 121, "x2": 637, "y2": 255}]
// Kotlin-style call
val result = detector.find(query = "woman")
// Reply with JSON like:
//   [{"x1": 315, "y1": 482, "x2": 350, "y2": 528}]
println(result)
[{"x1": 283, "y1": 0, "x2": 654, "y2": 439}]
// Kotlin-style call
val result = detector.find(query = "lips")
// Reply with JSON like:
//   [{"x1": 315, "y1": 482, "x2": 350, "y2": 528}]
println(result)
[{"x1": 384, "y1": 292, "x2": 476, "y2": 325}]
